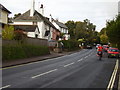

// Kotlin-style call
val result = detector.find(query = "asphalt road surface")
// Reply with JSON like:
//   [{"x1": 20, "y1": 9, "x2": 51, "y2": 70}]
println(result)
[{"x1": 1, "y1": 48, "x2": 118, "y2": 89}]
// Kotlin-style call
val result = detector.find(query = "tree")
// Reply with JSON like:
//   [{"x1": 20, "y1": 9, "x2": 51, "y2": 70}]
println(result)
[
  {"x1": 2, "y1": 25, "x2": 15, "y2": 40},
  {"x1": 65, "y1": 19, "x2": 97, "y2": 45},
  {"x1": 99, "y1": 28, "x2": 106, "y2": 36},
  {"x1": 100, "y1": 34, "x2": 108, "y2": 44},
  {"x1": 65, "y1": 21, "x2": 76, "y2": 39},
  {"x1": 106, "y1": 15, "x2": 120, "y2": 48},
  {"x1": 99, "y1": 28, "x2": 108, "y2": 44},
  {"x1": 13, "y1": 13, "x2": 21, "y2": 19}
]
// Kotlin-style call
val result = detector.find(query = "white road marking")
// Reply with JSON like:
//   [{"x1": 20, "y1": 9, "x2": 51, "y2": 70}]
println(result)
[
  {"x1": 84, "y1": 56, "x2": 88, "y2": 58},
  {"x1": 31, "y1": 69, "x2": 58, "y2": 79},
  {"x1": 107, "y1": 59, "x2": 119, "y2": 90},
  {"x1": 41, "y1": 64, "x2": 88, "y2": 88},
  {"x1": 89, "y1": 54, "x2": 91, "y2": 56},
  {"x1": 0, "y1": 85, "x2": 11, "y2": 89},
  {"x1": 64, "y1": 62, "x2": 75, "y2": 67},
  {"x1": 78, "y1": 58, "x2": 83, "y2": 62},
  {"x1": 118, "y1": 67, "x2": 120, "y2": 90}
]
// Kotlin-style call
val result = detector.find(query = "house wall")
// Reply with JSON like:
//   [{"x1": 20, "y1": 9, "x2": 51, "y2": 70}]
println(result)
[
  {"x1": 48, "y1": 27, "x2": 53, "y2": 41},
  {"x1": 61, "y1": 28, "x2": 68, "y2": 34},
  {"x1": 37, "y1": 21, "x2": 52, "y2": 40},
  {"x1": 64, "y1": 34, "x2": 70, "y2": 40},
  {"x1": 27, "y1": 32, "x2": 35, "y2": 38},
  {"x1": 37, "y1": 21, "x2": 45, "y2": 39},
  {"x1": 13, "y1": 22, "x2": 33, "y2": 25},
  {"x1": 0, "y1": 10, "x2": 8, "y2": 24},
  {"x1": 52, "y1": 29, "x2": 60, "y2": 40},
  {"x1": 49, "y1": 27, "x2": 53, "y2": 40},
  {"x1": 44, "y1": 24, "x2": 51, "y2": 40}
]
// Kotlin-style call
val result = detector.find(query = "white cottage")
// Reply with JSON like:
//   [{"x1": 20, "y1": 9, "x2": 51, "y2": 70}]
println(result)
[
  {"x1": 0, "y1": 4, "x2": 11, "y2": 35},
  {"x1": 13, "y1": 0, "x2": 59, "y2": 40}
]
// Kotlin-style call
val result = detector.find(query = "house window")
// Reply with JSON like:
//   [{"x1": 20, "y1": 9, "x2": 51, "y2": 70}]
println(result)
[
  {"x1": 56, "y1": 35, "x2": 59, "y2": 40},
  {"x1": 35, "y1": 34, "x2": 38, "y2": 38},
  {"x1": 44, "y1": 31, "x2": 50, "y2": 36}
]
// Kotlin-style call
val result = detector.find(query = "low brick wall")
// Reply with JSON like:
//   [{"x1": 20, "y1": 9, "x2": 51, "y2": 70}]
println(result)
[{"x1": 2, "y1": 37, "x2": 48, "y2": 46}]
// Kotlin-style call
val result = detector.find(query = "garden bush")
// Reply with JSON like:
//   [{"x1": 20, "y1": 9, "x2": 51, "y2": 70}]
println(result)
[
  {"x1": 59, "y1": 39, "x2": 79, "y2": 51},
  {"x1": 2, "y1": 44, "x2": 50, "y2": 61}
]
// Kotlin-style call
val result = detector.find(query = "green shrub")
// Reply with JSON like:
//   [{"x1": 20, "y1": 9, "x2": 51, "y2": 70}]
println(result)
[
  {"x1": 22, "y1": 44, "x2": 49, "y2": 57},
  {"x1": 2, "y1": 25, "x2": 15, "y2": 40},
  {"x1": 2, "y1": 44, "x2": 26, "y2": 60},
  {"x1": 59, "y1": 39, "x2": 79, "y2": 51},
  {"x1": 2, "y1": 44, "x2": 50, "y2": 61}
]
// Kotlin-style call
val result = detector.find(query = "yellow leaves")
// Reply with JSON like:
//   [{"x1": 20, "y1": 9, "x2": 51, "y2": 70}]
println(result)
[{"x1": 2, "y1": 25, "x2": 15, "y2": 40}]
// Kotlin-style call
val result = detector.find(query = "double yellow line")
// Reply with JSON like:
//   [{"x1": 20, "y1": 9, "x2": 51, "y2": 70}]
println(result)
[{"x1": 107, "y1": 59, "x2": 119, "y2": 90}]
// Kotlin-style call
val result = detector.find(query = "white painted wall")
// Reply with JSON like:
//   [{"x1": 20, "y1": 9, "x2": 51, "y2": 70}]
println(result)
[
  {"x1": 37, "y1": 21, "x2": 50, "y2": 40},
  {"x1": 64, "y1": 34, "x2": 70, "y2": 40},
  {"x1": 27, "y1": 32, "x2": 35, "y2": 38},
  {"x1": 27, "y1": 27, "x2": 40, "y2": 38},
  {"x1": 13, "y1": 22, "x2": 33, "y2": 25},
  {"x1": 0, "y1": 10, "x2": 8, "y2": 24},
  {"x1": 37, "y1": 21, "x2": 44, "y2": 38}
]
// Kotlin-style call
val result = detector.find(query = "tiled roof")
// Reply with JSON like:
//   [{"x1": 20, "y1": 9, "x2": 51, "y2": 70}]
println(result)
[
  {"x1": 53, "y1": 19, "x2": 68, "y2": 29},
  {"x1": 14, "y1": 25, "x2": 39, "y2": 32},
  {"x1": 14, "y1": 10, "x2": 57, "y2": 30},
  {"x1": 0, "y1": 4, "x2": 11, "y2": 13}
]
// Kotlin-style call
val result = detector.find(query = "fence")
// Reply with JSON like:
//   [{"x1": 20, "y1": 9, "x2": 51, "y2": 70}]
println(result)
[{"x1": 2, "y1": 37, "x2": 48, "y2": 46}]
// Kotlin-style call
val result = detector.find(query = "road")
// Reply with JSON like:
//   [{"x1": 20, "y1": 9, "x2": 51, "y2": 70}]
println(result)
[{"x1": 1, "y1": 48, "x2": 118, "y2": 89}]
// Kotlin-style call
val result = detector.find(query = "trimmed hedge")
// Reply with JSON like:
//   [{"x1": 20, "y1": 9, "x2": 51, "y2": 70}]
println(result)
[
  {"x1": 59, "y1": 39, "x2": 79, "y2": 51},
  {"x1": 2, "y1": 44, "x2": 50, "y2": 61}
]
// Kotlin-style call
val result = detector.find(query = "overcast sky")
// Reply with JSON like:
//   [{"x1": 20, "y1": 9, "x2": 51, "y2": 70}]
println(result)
[{"x1": 0, "y1": 0, "x2": 119, "y2": 31}]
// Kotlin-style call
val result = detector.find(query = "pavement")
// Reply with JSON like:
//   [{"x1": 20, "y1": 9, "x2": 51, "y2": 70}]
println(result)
[{"x1": 2, "y1": 50, "x2": 80, "y2": 68}]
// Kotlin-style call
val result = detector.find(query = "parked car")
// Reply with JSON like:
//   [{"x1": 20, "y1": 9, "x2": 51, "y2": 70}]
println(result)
[
  {"x1": 103, "y1": 45, "x2": 109, "y2": 52},
  {"x1": 107, "y1": 48, "x2": 120, "y2": 58},
  {"x1": 86, "y1": 45, "x2": 92, "y2": 49}
]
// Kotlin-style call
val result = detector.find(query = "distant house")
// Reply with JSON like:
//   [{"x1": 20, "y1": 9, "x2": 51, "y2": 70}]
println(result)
[
  {"x1": 51, "y1": 19, "x2": 70, "y2": 40},
  {"x1": 13, "y1": 0, "x2": 60, "y2": 41},
  {"x1": 0, "y1": 4, "x2": 11, "y2": 35}
]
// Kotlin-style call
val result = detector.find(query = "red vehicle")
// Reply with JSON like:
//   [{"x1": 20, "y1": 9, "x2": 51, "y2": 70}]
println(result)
[
  {"x1": 107, "y1": 48, "x2": 120, "y2": 58},
  {"x1": 103, "y1": 45, "x2": 109, "y2": 52}
]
